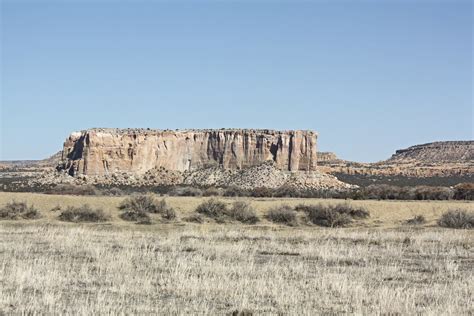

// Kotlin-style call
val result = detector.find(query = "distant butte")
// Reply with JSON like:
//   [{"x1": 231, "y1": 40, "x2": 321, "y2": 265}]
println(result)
[{"x1": 60, "y1": 128, "x2": 318, "y2": 176}]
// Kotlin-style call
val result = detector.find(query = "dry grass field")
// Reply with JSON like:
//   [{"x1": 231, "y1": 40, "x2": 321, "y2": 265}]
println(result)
[{"x1": 0, "y1": 192, "x2": 473, "y2": 314}]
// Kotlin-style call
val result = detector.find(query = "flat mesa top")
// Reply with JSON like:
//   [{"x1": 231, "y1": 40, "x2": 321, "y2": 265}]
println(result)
[{"x1": 79, "y1": 128, "x2": 318, "y2": 135}]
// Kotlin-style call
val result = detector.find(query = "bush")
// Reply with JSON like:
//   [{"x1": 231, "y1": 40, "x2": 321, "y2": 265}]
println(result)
[
  {"x1": 360, "y1": 184, "x2": 455, "y2": 201},
  {"x1": 251, "y1": 187, "x2": 273, "y2": 198},
  {"x1": 405, "y1": 215, "x2": 426, "y2": 225},
  {"x1": 0, "y1": 201, "x2": 40, "y2": 220},
  {"x1": 267, "y1": 205, "x2": 297, "y2": 226},
  {"x1": 161, "y1": 206, "x2": 177, "y2": 220},
  {"x1": 195, "y1": 198, "x2": 227, "y2": 218},
  {"x1": 102, "y1": 187, "x2": 125, "y2": 196},
  {"x1": 306, "y1": 206, "x2": 352, "y2": 227},
  {"x1": 296, "y1": 203, "x2": 369, "y2": 227},
  {"x1": 272, "y1": 185, "x2": 302, "y2": 198},
  {"x1": 119, "y1": 194, "x2": 164, "y2": 214},
  {"x1": 203, "y1": 187, "x2": 221, "y2": 197},
  {"x1": 438, "y1": 209, "x2": 474, "y2": 229},
  {"x1": 228, "y1": 201, "x2": 259, "y2": 224},
  {"x1": 46, "y1": 184, "x2": 99, "y2": 196},
  {"x1": 120, "y1": 210, "x2": 151, "y2": 223},
  {"x1": 168, "y1": 186, "x2": 203, "y2": 196},
  {"x1": 223, "y1": 186, "x2": 250, "y2": 197},
  {"x1": 119, "y1": 195, "x2": 176, "y2": 223},
  {"x1": 413, "y1": 186, "x2": 454, "y2": 200},
  {"x1": 58, "y1": 205, "x2": 108, "y2": 222},
  {"x1": 454, "y1": 183, "x2": 474, "y2": 200}
]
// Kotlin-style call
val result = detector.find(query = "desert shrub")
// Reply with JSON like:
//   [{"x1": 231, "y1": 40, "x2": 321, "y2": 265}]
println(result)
[
  {"x1": 0, "y1": 201, "x2": 40, "y2": 220},
  {"x1": 438, "y1": 209, "x2": 474, "y2": 229},
  {"x1": 195, "y1": 198, "x2": 227, "y2": 218},
  {"x1": 250, "y1": 187, "x2": 273, "y2": 198},
  {"x1": 361, "y1": 184, "x2": 455, "y2": 201},
  {"x1": 363, "y1": 184, "x2": 406, "y2": 200},
  {"x1": 58, "y1": 205, "x2": 108, "y2": 222},
  {"x1": 119, "y1": 194, "x2": 164, "y2": 214},
  {"x1": 223, "y1": 186, "x2": 250, "y2": 197},
  {"x1": 413, "y1": 186, "x2": 454, "y2": 200},
  {"x1": 272, "y1": 185, "x2": 307, "y2": 198},
  {"x1": 405, "y1": 215, "x2": 426, "y2": 225},
  {"x1": 102, "y1": 187, "x2": 125, "y2": 196},
  {"x1": 267, "y1": 205, "x2": 297, "y2": 226},
  {"x1": 119, "y1": 195, "x2": 175, "y2": 223},
  {"x1": 161, "y1": 206, "x2": 177, "y2": 220},
  {"x1": 453, "y1": 183, "x2": 474, "y2": 200},
  {"x1": 46, "y1": 184, "x2": 99, "y2": 196},
  {"x1": 120, "y1": 210, "x2": 151, "y2": 223},
  {"x1": 202, "y1": 187, "x2": 222, "y2": 197},
  {"x1": 306, "y1": 206, "x2": 352, "y2": 227},
  {"x1": 168, "y1": 186, "x2": 203, "y2": 196},
  {"x1": 183, "y1": 213, "x2": 204, "y2": 223},
  {"x1": 296, "y1": 203, "x2": 369, "y2": 227},
  {"x1": 228, "y1": 201, "x2": 259, "y2": 224}
]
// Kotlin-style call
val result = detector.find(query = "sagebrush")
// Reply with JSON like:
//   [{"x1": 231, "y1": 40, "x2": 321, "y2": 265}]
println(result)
[
  {"x1": 58, "y1": 205, "x2": 108, "y2": 222},
  {"x1": 0, "y1": 201, "x2": 40, "y2": 220}
]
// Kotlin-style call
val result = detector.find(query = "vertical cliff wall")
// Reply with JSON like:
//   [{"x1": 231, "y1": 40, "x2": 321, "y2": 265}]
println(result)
[{"x1": 61, "y1": 128, "x2": 318, "y2": 176}]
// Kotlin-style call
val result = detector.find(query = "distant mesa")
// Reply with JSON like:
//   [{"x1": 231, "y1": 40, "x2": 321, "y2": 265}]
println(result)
[
  {"x1": 387, "y1": 141, "x2": 474, "y2": 163},
  {"x1": 29, "y1": 128, "x2": 351, "y2": 191},
  {"x1": 319, "y1": 141, "x2": 474, "y2": 178},
  {"x1": 59, "y1": 128, "x2": 318, "y2": 176}
]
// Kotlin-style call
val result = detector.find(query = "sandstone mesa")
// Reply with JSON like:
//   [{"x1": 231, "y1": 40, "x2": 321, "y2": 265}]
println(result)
[
  {"x1": 60, "y1": 128, "x2": 318, "y2": 176},
  {"x1": 43, "y1": 128, "x2": 351, "y2": 190}
]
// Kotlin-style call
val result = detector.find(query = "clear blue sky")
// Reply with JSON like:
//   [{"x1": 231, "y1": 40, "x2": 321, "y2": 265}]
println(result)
[{"x1": 1, "y1": 0, "x2": 472, "y2": 162}]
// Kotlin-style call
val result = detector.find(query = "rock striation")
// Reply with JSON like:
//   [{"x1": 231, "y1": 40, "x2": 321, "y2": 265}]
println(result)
[{"x1": 60, "y1": 128, "x2": 318, "y2": 176}]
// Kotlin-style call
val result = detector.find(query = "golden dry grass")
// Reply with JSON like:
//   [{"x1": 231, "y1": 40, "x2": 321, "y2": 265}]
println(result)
[{"x1": 0, "y1": 192, "x2": 473, "y2": 314}]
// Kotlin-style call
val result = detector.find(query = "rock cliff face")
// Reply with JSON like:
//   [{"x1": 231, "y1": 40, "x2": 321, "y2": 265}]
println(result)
[{"x1": 61, "y1": 128, "x2": 318, "y2": 176}]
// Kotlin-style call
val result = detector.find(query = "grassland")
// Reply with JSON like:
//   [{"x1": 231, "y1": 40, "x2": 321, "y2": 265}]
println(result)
[{"x1": 0, "y1": 192, "x2": 473, "y2": 314}]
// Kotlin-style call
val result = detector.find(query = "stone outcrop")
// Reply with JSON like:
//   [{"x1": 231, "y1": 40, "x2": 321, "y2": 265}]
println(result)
[{"x1": 61, "y1": 128, "x2": 318, "y2": 176}]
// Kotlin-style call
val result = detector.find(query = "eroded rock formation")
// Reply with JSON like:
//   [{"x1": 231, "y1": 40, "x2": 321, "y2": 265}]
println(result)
[{"x1": 61, "y1": 128, "x2": 318, "y2": 176}]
